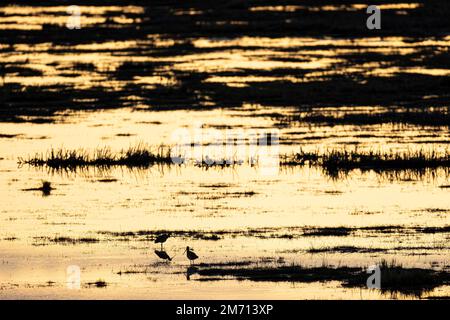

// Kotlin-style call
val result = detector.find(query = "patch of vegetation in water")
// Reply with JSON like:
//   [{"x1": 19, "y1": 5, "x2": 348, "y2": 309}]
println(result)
[
  {"x1": 195, "y1": 260, "x2": 450, "y2": 297},
  {"x1": 303, "y1": 227, "x2": 352, "y2": 237},
  {"x1": 288, "y1": 110, "x2": 450, "y2": 127},
  {"x1": 307, "y1": 245, "x2": 387, "y2": 254},
  {"x1": 98, "y1": 229, "x2": 226, "y2": 241},
  {"x1": 95, "y1": 224, "x2": 442, "y2": 243},
  {"x1": 0, "y1": 133, "x2": 22, "y2": 138},
  {"x1": 22, "y1": 144, "x2": 449, "y2": 178},
  {"x1": 33, "y1": 236, "x2": 100, "y2": 245},
  {"x1": 281, "y1": 149, "x2": 450, "y2": 177},
  {"x1": 86, "y1": 279, "x2": 108, "y2": 288}
]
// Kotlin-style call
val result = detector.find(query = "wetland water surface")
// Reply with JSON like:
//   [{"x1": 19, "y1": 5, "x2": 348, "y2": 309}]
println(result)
[{"x1": 0, "y1": 1, "x2": 449, "y2": 299}]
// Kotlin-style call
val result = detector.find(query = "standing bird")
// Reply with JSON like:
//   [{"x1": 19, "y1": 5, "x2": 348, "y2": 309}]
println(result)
[
  {"x1": 186, "y1": 266, "x2": 198, "y2": 280},
  {"x1": 184, "y1": 246, "x2": 199, "y2": 265},
  {"x1": 154, "y1": 233, "x2": 170, "y2": 250}
]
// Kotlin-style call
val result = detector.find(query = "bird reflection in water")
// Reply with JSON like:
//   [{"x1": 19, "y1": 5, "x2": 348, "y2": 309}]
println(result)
[
  {"x1": 186, "y1": 266, "x2": 198, "y2": 280},
  {"x1": 154, "y1": 249, "x2": 173, "y2": 262}
]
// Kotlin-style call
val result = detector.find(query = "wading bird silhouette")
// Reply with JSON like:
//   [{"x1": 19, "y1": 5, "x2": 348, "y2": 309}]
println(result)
[
  {"x1": 184, "y1": 246, "x2": 199, "y2": 265},
  {"x1": 154, "y1": 233, "x2": 170, "y2": 250}
]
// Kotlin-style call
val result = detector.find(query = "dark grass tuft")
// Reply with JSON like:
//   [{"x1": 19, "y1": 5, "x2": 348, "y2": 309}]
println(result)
[
  {"x1": 196, "y1": 260, "x2": 450, "y2": 296},
  {"x1": 281, "y1": 149, "x2": 450, "y2": 176},
  {"x1": 34, "y1": 236, "x2": 100, "y2": 245},
  {"x1": 87, "y1": 279, "x2": 108, "y2": 288},
  {"x1": 418, "y1": 226, "x2": 450, "y2": 234},
  {"x1": 321, "y1": 149, "x2": 450, "y2": 173},
  {"x1": 307, "y1": 246, "x2": 387, "y2": 254},
  {"x1": 290, "y1": 110, "x2": 450, "y2": 127}
]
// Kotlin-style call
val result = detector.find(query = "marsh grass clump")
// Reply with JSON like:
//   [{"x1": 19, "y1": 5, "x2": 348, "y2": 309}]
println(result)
[
  {"x1": 307, "y1": 245, "x2": 387, "y2": 254},
  {"x1": 370, "y1": 260, "x2": 450, "y2": 296},
  {"x1": 321, "y1": 149, "x2": 450, "y2": 172},
  {"x1": 98, "y1": 229, "x2": 229, "y2": 241},
  {"x1": 19, "y1": 144, "x2": 181, "y2": 169},
  {"x1": 196, "y1": 263, "x2": 362, "y2": 283},
  {"x1": 417, "y1": 226, "x2": 450, "y2": 234},
  {"x1": 280, "y1": 150, "x2": 320, "y2": 166},
  {"x1": 281, "y1": 149, "x2": 450, "y2": 176},
  {"x1": 344, "y1": 259, "x2": 450, "y2": 297},
  {"x1": 52, "y1": 237, "x2": 99, "y2": 244}
]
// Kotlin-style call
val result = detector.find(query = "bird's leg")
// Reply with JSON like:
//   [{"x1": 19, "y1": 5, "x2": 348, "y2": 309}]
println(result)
[{"x1": 160, "y1": 243, "x2": 163, "y2": 250}]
